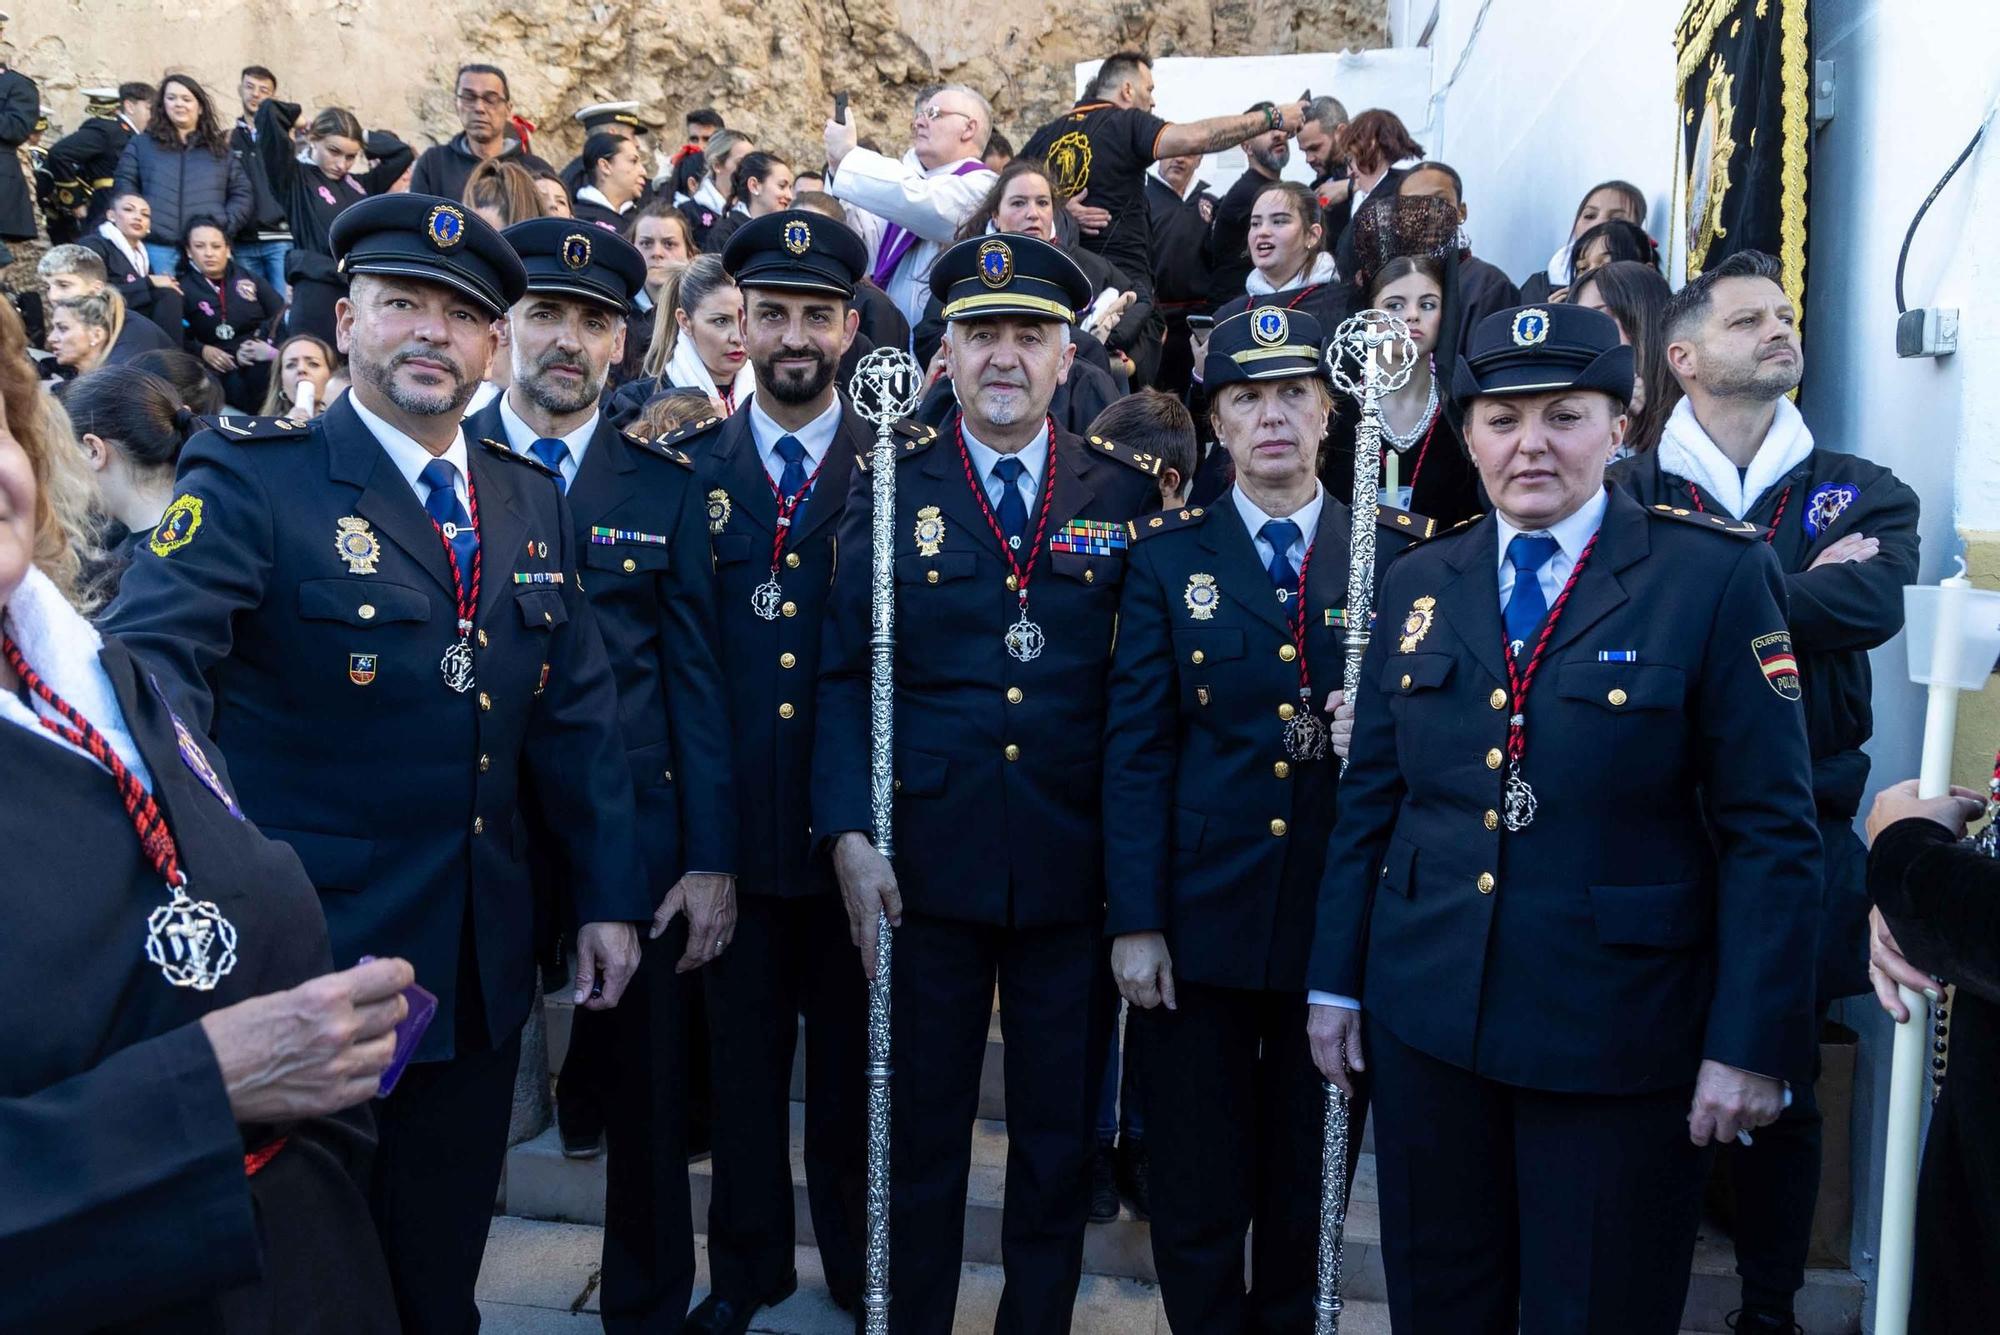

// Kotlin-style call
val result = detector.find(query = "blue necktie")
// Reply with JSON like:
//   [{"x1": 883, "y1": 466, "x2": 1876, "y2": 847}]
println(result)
[
  {"x1": 528, "y1": 437, "x2": 570, "y2": 494},
  {"x1": 1503, "y1": 533, "x2": 1561, "y2": 657},
  {"x1": 991, "y1": 457, "x2": 1028, "y2": 548},
  {"x1": 774, "y1": 434, "x2": 809, "y2": 498},
  {"x1": 1261, "y1": 518, "x2": 1302, "y2": 591},
  {"x1": 421, "y1": 458, "x2": 479, "y2": 579}
]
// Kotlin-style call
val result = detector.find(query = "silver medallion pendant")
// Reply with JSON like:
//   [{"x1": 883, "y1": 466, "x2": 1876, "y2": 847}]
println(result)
[
  {"x1": 751, "y1": 578, "x2": 784, "y2": 621},
  {"x1": 146, "y1": 883, "x2": 239, "y2": 991},
  {"x1": 440, "y1": 636, "x2": 476, "y2": 693},
  {"x1": 1283, "y1": 709, "x2": 1328, "y2": 762},
  {"x1": 1004, "y1": 612, "x2": 1045, "y2": 663},
  {"x1": 214, "y1": 322, "x2": 236, "y2": 342},
  {"x1": 1502, "y1": 768, "x2": 1538, "y2": 831}
]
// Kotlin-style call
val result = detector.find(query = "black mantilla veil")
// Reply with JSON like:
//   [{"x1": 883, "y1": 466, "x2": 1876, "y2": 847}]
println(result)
[{"x1": 1322, "y1": 193, "x2": 1485, "y2": 524}]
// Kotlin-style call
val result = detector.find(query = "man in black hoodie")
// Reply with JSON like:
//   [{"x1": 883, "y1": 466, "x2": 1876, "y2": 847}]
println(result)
[
  {"x1": 229, "y1": 65, "x2": 293, "y2": 298},
  {"x1": 410, "y1": 64, "x2": 552, "y2": 204}
]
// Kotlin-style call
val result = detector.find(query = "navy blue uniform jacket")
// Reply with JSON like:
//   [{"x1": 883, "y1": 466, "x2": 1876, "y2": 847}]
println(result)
[
  {"x1": 1102, "y1": 497, "x2": 1428, "y2": 991},
  {"x1": 690, "y1": 400, "x2": 870, "y2": 897},
  {"x1": 1308, "y1": 488, "x2": 1823, "y2": 1092},
  {"x1": 812, "y1": 418, "x2": 1163, "y2": 926},
  {"x1": 464, "y1": 400, "x2": 737, "y2": 889},
  {"x1": 102, "y1": 397, "x2": 650, "y2": 1060}
]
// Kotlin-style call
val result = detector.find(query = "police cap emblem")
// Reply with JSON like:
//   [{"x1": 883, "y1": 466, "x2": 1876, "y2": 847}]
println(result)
[
  {"x1": 1510, "y1": 307, "x2": 1550, "y2": 347},
  {"x1": 561, "y1": 232, "x2": 593, "y2": 270},
  {"x1": 782, "y1": 219, "x2": 813, "y2": 255},
  {"x1": 1252, "y1": 306, "x2": 1289, "y2": 348},
  {"x1": 426, "y1": 203, "x2": 467, "y2": 251},
  {"x1": 977, "y1": 238, "x2": 1013, "y2": 288}
]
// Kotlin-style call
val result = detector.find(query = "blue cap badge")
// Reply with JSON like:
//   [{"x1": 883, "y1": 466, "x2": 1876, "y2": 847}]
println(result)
[
  {"x1": 1510, "y1": 307, "x2": 1550, "y2": 347},
  {"x1": 1252, "y1": 306, "x2": 1289, "y2": 347},
  {"x1": 782, "y1": 218, "x2": 813, "y2": 255},
  {"x1": 977, "y1": 237, "x2": 1013, "y2": 288},
  {"x1": 560, "y1": 232, "x2": 592, "y2": 270},
  {"x1": 426, "y1": 203, "x2": 466, "y2": 251}
]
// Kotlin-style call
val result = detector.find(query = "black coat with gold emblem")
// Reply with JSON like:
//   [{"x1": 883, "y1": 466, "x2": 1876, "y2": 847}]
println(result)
[
  {"x1": 1103, "y1": 497, "x2": 1425, "y2": 991},
  {"x1": 101, "y1": 396, "x2": 650, "y2": 1062},
  {"x1": 1308, "y1": 488, "x2": 1824, "y2": 1092},
  {"x1": 463, "y1": 400, "x2": 737, "y2": 889},
  {"x1": 689, "y1": 401, "x2": 871, "y2": 898},
  {"x1": 812, "y1": 418, "x2": 1163, "y2": 926}
]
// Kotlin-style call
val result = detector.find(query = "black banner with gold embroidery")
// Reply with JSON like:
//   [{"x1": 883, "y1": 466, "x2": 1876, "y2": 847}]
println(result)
[{"x1": 1676, "y1": 0, "x2": 1811, "y2": 315}]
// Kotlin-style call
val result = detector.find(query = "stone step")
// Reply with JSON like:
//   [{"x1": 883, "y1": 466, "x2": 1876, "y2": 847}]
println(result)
[{"x1": 500, "y1": 1112, "x2": 1863, "y2": 1333}]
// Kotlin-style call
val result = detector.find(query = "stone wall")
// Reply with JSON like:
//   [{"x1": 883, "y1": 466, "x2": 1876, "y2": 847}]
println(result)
[{"x1": 9, "y1": 0, "x2": 1381, "y2": 174}]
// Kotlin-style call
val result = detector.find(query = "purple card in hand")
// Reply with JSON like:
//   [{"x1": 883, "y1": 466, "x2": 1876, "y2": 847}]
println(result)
[{"x1": 360, "y1": 955, "x2": 437, "y2": 1097}]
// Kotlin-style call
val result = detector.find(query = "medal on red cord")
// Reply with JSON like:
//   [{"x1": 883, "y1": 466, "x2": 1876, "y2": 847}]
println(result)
[
  {"x1": 753, "y1": 450, "x2": 827, "y2": 620},
  {"x1": 1497, "y1": 532, "x2": 1600, "y2": 831},
  {"x1": 1282, "y1": 540, "x2": 1327, "y2": 761},
  {"x1": 955, "y1": 416, "x2": 1057, "y2": 663},
  {"x1": 3, "y1": 630, "x2": 238, "y2": 991},
  {"x1": 429, "y1": 477, "x2": 482, "y2": 692}
]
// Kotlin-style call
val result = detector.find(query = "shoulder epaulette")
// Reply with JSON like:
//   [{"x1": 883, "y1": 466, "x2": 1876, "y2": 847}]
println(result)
[
  {"x1": 1128, "y1": 504, "x2": 1212, "y2": 542},
  {"x1": 892, "y1": 418, "x2": 940, "y2": 457},
  {"x1": 1376, "y1": 503, "x2": 1438, "y2": 539},
  {"x1": 1395, "y1": 511, "x2": 1484, "y2": 551},
  {"x1": 651, "y1": 414, "x2": 727, "y2": 452},
  {"x1": 1086, "y1": 432, "x2": 1162, "y2": 477},
  {"x1": 202, "y1": 414, "x2": 311, "y2": 443},
  {"x1": 479, "y1": 436, "x2": 560, "y2": 480},
  {"x1": 623, "y1": 429, "x2": 696, "y2": 469},
  {"x1": 1645, "y1": 502, "x2": 1760, "y2": 537}
]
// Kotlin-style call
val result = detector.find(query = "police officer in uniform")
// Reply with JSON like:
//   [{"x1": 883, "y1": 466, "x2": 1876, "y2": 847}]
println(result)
[
  {"x1": 1306, "y1": 304, "x2": 1823, "y2": 1335},
  {"x1": 559, "y1": 102, "x2": 657, "y2": 203},
  {"x1": 464, "y1": 218, "x2": 736, "y2": 1333},
  {"x1": 814, "y1": 233, "x2": 1163, "y2": 1333},
  {"x1": 43, "y1": 84, "x2": 144, "y2": 239},
  {"x1": 676, "y1": 209, "x2": 875, "y2": 1333},
  {"x1": 1611, "y1": 249, "x2": 1922, "y2": 1333},
  {"x1": 1102, "y1": 306, "x2": 1426, "y2": 1332},
  {"x1": 103, "y1": 193, "x2": 650, "y2": 1335}
]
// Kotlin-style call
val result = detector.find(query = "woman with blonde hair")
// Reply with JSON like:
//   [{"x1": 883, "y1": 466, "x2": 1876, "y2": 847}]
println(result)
[
  {"x1": 606, "y1": 254, "x2": 752, "y2": 427},
  {"x1": 47, "y1": 291, "x2": 125, "y2": 378},
  {"x1": 257, "y1": 333, "x2": 342, "y2": 418}
]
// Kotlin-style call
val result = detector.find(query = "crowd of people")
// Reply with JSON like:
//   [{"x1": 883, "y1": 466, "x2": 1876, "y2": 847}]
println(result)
[{"x1": 1, "y1": 30, "x2": 1995, "y2": 1335}]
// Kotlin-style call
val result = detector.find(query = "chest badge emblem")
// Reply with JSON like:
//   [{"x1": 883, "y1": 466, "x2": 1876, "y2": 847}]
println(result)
[
  {"x1": 1184, "y1": 572, "x2": 1220, "y2": 621},
  {"x1": 914, "y1": 505, "x2": 946, "y2": 557},
  {"x1": 335, "y1": 516, "x2": 381, "y2": 574},
  {"x1": 1398, "y1": 595, "x2": 1436, "y2": 653}
]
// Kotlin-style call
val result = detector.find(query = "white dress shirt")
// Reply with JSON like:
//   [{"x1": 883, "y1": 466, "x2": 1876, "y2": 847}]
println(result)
[
  {"x1": 1230, "y1": 482, "x2": 1324, "y2": 578},
  {"x1": 747, "y1": 394, "x2": 844, "y2": 490},
  {"x1": 497, "y1": 391, "x2": 599, "y2": 491},
  {"x1": 0, "y1": 565, "x2": 154, "y2": 789},
  {"x1": 349, "y1": 391, "x2": 471, "y2": 511},
  {"x1": 831, "y1": 146, "x2": 998, "y2": 329},
  {"x1": 960, "y1": 418, "x2": 1050, "y2": 517},
  {"x1": 1494, "y1": 486, "x2": 1609, "y2": 617}
]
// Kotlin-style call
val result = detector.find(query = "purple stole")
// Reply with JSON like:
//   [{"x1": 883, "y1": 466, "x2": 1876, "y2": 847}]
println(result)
[{"x1": 868, "y1": 158, "x2": 989, "y2": 288}]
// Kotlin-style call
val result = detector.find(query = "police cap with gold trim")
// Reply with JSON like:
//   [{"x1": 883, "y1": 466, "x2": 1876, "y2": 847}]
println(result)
[
  {"x1": 502, "y1": 217, "x2": 647, "y2": 314},
  {"x1": 1204, "y1": 305, "x2": 1330, "y2": 387},
  {"x1": 330, "y1": 192, "x2": 528, "y2": 317},
  {"x1": 929, "y1": 232, "x2": 1092, "y2": 325},
  {"x1": 1453, "y1": 303, "x2": 1634, "y2": 405},
  {"x1": 573, "y1": 101, "x2": 653, "y2": 135},
  {"x1": 721, "y1": 208, "x2": 868, "y2": 299}
]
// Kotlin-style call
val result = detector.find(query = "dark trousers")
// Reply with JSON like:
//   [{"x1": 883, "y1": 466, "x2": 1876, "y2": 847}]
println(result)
[
  {"x1": 702, "y1": 892, "x2": 867, "y2": 1306},
  {"x1": 1369, "y1": 1017, "x2": 1708, "y2": 1335},
  {"x1": 888, "y1": 912, "x2": 1101, "y2": 1335},
  {"x1": 1726, "y1": 1005, "x2": 1829, "y2": 1315},
  {"x1": 1136, "y1": 981, "x2": 1358, "y2": 1335},
  {"x1": 369, "y1": 1029, "x2": 522, "y2": 1335},
  {"x1": 596, "y1": 920, "x2": 697, "y2": 1334}
]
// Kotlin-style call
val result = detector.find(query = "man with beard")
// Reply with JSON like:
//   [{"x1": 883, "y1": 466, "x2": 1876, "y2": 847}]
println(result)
[
  {"x1": 813, "y1": 233, "x2": 1162, "y2": 1333},
  {"x1": 103, "y1": 193, "x2": 649, "y2": 1335},
  {"x1": 1612, "y1": 250, "x2": 1920, "y2": 1335},
  {"x1": 675, "y1": 209, "x2": 876, "y2": 1333},
  {"x1": 466, "y1": 218, "x2": 736, "y2": 1333},
  {"x1": 1204, "y1": 105, "x2": 1294, "y2": 306},
  {"x1": 1296, "y1": 95, "x2": 1350, "y2": 238}
]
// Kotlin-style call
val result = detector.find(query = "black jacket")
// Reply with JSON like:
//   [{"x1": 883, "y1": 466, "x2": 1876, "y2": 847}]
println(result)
[
  {"x1": 44, "y1": 113, "x2": 134, "y2": 225},
  {"x1": 114, "y1": 133, "x2": 254, "y2": 244},
  {"x1": 409, "y1": 132, "x2": 551, "y2": 207},
  {"x1": 0, "y1": 66, "x2": 39, "y2": 240},
  {"x1": 256, "y1": 100, "x2": 412, "y2": 282},
  {"x1": 1145, "y1": 172, "x2": 1215, "y2": 310},
  {"x1": 229, "y1": 117, "x2": 289, "y2": 238}
]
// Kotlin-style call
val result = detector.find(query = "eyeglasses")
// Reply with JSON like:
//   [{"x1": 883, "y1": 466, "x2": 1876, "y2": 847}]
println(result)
[
  {"x1": 917, "y1": 106, "x2": 974, "y2": 124},
  {"x1": 456, "y1": 91, "x2": 509, "y2": 110}
]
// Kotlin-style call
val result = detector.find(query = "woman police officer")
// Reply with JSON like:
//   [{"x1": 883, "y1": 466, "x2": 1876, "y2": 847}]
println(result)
[
  {"x1": 1101, "y1": 304, "x2": 1425, "y2": 1331},
  {"x1": 1303, "y1": 302, "x2": 1823, "y2": 1333}
]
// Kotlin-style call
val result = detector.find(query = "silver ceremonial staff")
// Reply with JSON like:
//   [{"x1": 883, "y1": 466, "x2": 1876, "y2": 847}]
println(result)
[
  {"x1": 846, "y1": 346, "x2": 925, "y2": 1335},
  {"x1": 1314, "y1": 310, "x2": 1418, "y2": 1334}
]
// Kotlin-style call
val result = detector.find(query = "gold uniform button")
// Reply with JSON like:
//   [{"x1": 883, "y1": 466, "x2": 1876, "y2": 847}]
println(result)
[
  {"x1": 472, "y1": 817, "x2": 485, "y2": 835},
  {"x1": 622, "y1": 557, "x2": 637, "y2": 573},
  {"x1": 1191, "y1": 649, "x2": 1206, "y2": 665},
  {"x1": 1279, "y1": 644, "x2": 1298, "y2": 662},
  {"x1": 663, "y1": 769, "x2": 673, "y2": 782},
  {"x1": 1608, "y1": 688, "x2": 1628, "y2": 706},
  {"x1": 780, "y1": 652, "x2": 797, "y2": 669},
  {"x1": 1004, "y1": 744, "x2": 1021, "y2": 761},
  {"x1": 1084, "y1": 568, "x2": 1096, "y2": 584},
  {"x1": 358, "y1": 603, "x2": 377, "y2": 620},
  {"x1": 478, "y1": 629, "x2": 490, "y2": 649},
  {"x1": 1270, "y1": 819, "x2": 1289, "y2": 837},
  {"x1": 1400, "y1": 673, "x2": 1413, "y2": 690},
  {"x1": 781, "y1": 601, "x2": 797, "y2": 617},
  {"x1": 1484, "y1": 809, "x2": 1499, "y2": 831},
  {"x1": 1485, "y1": 747, "x2": 1502, "y2": 769},
  {"x1": 1006, "y1": 686, "x2": 1024, "y2": 704},
  {"x1": 478, "y1": 753, "x2": 491, "y2": 773},
  {"x1": 1490, "y1": 688, "x2": 1507, "y2": 710},
  {"x1": 479, "y1": 692, "x2": 492, "y2": 712},
  {"x1": 1274, "y1": 760, "x2": 1291, "y2": 779},
  {"x1": 785, "y1": 552, "x2": 801, "y2": 569},
  {"x1": 1278, "y1": 702, "x2": 1296, "y2": 721},
  {"x1": 778, "y1": 702, "x2": 795, "y2": 719},
  {"x1": 926, "y1": 570, "x2": 940, "y2": 584},
  {"x1": 1005, "y1": 574, "x2": 1020, "y2": 592},
  {"x1": 1476, "y1": 872, "x2": 1496, "y2": 894}
]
